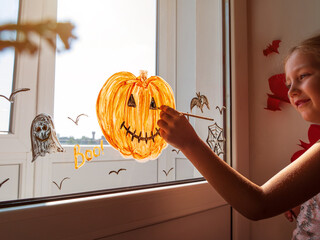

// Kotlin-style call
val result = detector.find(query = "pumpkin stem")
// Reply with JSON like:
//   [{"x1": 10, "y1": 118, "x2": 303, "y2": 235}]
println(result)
[{"x1": 139, "y1": 70, "x2": 148, "y2": 81}]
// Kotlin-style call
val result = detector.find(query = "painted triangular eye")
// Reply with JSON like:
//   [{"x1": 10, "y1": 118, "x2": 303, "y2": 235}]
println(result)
[
  {"x1": 150, "y1": 97, "x2": 157, "y2": 110},
  {"x1": 128, "y1": 94, "x2": 136, "y2": 107}
]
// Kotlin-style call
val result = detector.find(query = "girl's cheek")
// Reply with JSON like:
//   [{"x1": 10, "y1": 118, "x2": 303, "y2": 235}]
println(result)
[{"x1": 289, "y1": 98, "x2": 296, "y2": 107}]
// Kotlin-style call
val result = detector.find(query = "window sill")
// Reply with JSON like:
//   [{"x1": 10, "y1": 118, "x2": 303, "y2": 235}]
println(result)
[{"x1": 0, "y1": 180, "x2": 226, "y2": 239}]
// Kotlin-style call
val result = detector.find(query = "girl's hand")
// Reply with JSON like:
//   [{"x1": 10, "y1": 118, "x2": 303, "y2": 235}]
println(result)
[
  {"x1": 157, "y1": 105, "x2": 200, "y2": 151},
  {"x1": 284, "y1": 205, "x2": 300, "y2": 222}
]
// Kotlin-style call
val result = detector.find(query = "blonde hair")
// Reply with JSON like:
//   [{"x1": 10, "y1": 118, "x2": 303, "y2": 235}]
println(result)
[{"x1": 285, "y1": 34, "x2": 320, "y2": 65}]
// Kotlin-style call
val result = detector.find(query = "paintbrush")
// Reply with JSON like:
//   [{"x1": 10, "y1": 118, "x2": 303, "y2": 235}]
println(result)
[{"x1": 157, "y1": 107, "x2": 214, "y2": 121}]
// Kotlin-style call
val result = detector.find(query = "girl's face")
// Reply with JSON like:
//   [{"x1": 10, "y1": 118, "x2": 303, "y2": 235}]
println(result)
[{"x1": 285, "y1": 50, "x2": 320, "y2": 123}]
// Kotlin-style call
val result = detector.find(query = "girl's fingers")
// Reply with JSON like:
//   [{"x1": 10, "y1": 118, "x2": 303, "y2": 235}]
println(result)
[
  {"x1": 284, "y1": 211, "x2": 294, "y2": 222},
  {"x1": 160, "y1": 105, "x2": 181, "y2": 117},
  {"x1": 160, "y1": 111, "x2": 173, "y2": 122},
  {"x1": 159, "y1": 128, "x2": 167, "y2": 139},
  {"x1": 157, "y1": 119, "x2": 169, "y2": 130}
]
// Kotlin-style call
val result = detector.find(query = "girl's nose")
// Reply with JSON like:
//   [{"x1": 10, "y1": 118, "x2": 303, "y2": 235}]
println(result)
[{"x1": 288, "y1": 82, "x2": 301, "y2": 98}]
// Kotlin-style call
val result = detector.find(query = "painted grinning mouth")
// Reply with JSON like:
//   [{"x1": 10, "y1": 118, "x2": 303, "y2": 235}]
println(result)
[{"x1": 120, "y1": 121, "x2": 160, "y2": 144}]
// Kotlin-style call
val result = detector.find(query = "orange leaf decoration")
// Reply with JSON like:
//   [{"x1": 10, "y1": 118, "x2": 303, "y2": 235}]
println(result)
[{"x1": 96, "y1": 70, "x2": 175, "y2": 161}]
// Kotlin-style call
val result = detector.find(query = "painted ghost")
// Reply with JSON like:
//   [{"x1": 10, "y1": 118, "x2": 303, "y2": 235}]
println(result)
[{"x1": 30, "y1": 113, "x2": 64, "y2": 162}]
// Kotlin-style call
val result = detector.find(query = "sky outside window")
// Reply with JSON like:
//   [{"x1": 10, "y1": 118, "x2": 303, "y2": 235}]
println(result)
[
  {"x1": 54, "y1": 0, "x2": 157, "y2": 144},
  {"x1": 0, "y1": 0, "x2": 20, "y2": 133}
]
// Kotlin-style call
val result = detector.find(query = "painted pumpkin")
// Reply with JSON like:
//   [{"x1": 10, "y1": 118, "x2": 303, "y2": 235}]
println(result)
[{"x1": 96, "y1": 70, "x2": 175, "y2": 161}]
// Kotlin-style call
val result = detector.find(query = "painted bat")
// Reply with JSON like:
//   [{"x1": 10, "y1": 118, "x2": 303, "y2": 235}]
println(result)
[
  {"x1": 0, "y1": 88, "x2": 30, "y2": 103},
  {"x1": 109, "y1": 168, "x2": 126, "y2": 175},
  {"x1": 163, "y1": 167, "x2": 174, "y2": 176},
  {"x1": 52, "y1": 177, "x2": 70, "y2": 190},
  {"x1": 67, "y1": 114, "x2": 88, "y2": 125},
  {"x1": 190, "y1": 92, "x2": 210, "y2": 113}
]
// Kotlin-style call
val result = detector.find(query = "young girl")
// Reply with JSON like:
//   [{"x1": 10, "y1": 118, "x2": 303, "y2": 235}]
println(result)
[{"x1": 158, "y1": 34, "x2": 320, "y2": 239}]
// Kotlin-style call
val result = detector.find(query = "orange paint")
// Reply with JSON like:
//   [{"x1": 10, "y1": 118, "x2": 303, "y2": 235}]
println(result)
[
  {"x1": 74, "y1": 140, "x2": 104, "y2": 169},
  {"x1": 96, "y1": 70, "x2": 175, "y2": 161}
]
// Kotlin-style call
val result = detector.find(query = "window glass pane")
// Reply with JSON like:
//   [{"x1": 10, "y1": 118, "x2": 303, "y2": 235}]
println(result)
[
  {"x1": 54, "y1": 0, "x2": 156, "y2": 145},
  {"x1": 50, "y1": 0, "x2": 227, "y2": 196},
  {"x1": 0, "y1": 0, "x2": 20, "y2": 133},
  {"x1": 0, "y1": 0, "x2": 229, "y2": 205}
]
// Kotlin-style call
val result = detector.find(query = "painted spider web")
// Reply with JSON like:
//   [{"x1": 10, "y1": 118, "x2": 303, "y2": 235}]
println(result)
[{"x1": 206, "y1": 122, "x2": 225, "y2": 156}]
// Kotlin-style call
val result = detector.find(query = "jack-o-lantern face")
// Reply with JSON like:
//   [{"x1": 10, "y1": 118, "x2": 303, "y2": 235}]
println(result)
[{"x1": 96, "y1": 71, "x2": 175, "y2": 161}]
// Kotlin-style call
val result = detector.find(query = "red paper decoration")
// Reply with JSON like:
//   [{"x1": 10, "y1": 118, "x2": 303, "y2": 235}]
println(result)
[
  {"x1": 291, "y1": 124, "x2": 320, "y2": 162},
  {"x1": 263, "y1": 40, "x2": 281, "y2": 56},
  {"x1": 265, "y1": 73, "x2": 290, "y2": 111}
]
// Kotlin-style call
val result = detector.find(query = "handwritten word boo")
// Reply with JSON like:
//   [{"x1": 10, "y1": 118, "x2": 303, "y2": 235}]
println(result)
[{"x1": 74, "y1": 140, "x2": 104, "y2": 169}]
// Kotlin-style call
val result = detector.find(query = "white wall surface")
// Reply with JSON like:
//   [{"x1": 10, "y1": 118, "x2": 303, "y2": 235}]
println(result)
[{"x1": 247, "y1": 0, "x2": 320, "y2": 239}]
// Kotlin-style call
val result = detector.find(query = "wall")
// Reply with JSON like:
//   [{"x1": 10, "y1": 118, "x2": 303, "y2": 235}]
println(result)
[
  {"x1": 0, "y1": 182, "x2": 229, "y2": 240},
  {"x1": 101, "y1": 206, "x2": 230, "y2": 240},
  {"x1": 247, "y1": 0, "x2": 320, "y2": 239}
]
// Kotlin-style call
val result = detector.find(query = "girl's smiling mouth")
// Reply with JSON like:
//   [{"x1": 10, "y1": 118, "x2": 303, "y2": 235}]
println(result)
[{"x1": 295, "y1": 99, "x2": 311, "y2": 108}]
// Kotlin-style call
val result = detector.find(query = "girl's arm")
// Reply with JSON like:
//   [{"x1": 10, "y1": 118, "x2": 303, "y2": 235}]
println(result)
[{"x1": 157, "y1": 105, "x2": 320, "y2": 220}]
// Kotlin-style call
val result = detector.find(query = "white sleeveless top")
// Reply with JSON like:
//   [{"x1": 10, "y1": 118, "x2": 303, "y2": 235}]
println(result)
[
  {"x1": 291, "y1": 139, "x2": 320, "y2": 239},
  {"x1": 291, "y1": 193, "x2": 320, "y2": 239}
]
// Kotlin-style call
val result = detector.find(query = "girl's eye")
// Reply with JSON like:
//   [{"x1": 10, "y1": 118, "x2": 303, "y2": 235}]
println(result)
[{"x1": 299, "y1": 73, "x2": 310, "y2": 80}]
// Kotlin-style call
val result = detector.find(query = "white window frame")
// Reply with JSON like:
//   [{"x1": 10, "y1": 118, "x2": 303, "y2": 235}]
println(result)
[
  {"x1": 0, "y1": 0, "x2": 53, "y2": 199},
  {"x1": 0, "y1": 0, "x2": 249, "y2": 239},
  {"x1": 0, "y1": 0, "x2": 43, "y2": 152}
]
